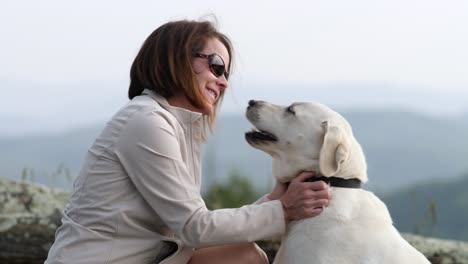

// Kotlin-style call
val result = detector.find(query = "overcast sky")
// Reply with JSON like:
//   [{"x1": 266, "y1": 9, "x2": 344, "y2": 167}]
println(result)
[{"x1": 1, "y1": 0, "x2": 467, "y2": 135}]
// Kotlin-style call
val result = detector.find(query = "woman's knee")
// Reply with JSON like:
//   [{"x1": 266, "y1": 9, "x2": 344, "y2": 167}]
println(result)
[
  {"x1": 247, "y1": 242, "x2": 269, "y2": 264},
  {"x1": 188, "y1": 242, "x2": 268, "y2": 264},
  {"x1": 227, "y1": 243, "x2": 268, "y2": 264}
]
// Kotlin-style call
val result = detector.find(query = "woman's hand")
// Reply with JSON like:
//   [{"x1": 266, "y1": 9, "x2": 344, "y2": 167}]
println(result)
[{"x1": 278, "y1": 172, "x2": 330, "y2": 224}]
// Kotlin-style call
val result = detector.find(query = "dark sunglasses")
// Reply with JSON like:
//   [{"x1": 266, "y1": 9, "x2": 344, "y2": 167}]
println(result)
[{"x1": 192, "y1": 52, "x2": 229, "y2": 80}]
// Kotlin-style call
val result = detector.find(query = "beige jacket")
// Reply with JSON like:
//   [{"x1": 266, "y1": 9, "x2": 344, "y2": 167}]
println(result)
[{"x1": 45, "y1": 89, "x2": 285, "y2": 264}]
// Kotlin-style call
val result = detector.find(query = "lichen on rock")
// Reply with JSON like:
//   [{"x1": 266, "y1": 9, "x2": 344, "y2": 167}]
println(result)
[{"x1": 0, "y1": 178, "x2": 69, "y2": 263}]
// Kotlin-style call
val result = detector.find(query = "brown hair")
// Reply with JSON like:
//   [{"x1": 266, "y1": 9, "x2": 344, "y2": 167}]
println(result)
[{"x1": 128, "y1": 19, "x2": 233, "y2": 137}]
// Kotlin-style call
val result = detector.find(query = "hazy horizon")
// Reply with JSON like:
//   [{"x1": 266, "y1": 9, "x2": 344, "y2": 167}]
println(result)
[{"x1": 2, "y1": 79, "x2": 467, "y2": 137}]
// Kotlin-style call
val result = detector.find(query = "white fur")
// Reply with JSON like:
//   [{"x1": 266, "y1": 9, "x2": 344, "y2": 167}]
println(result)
[{"x1": 245, "y1": 100, "x2": 430, "y2": 264}]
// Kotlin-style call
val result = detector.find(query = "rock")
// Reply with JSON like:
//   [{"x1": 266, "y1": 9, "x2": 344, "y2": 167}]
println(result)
[
  {"x1": 0, "y1": 178, "x2": 68, "y2": 264},
  {"x1": 403, "y1": 233, "x2": 468, "y2": 264}
]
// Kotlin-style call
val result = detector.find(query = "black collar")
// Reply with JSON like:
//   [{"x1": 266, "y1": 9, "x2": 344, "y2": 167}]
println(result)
[{"x1": 305, "y1": 176, "x2": 362, "y2": 189}]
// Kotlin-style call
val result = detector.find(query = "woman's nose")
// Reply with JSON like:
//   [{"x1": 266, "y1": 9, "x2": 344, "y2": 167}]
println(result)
[{"x1": 216, "y1": 77, "x2": 228, "y2": 91}]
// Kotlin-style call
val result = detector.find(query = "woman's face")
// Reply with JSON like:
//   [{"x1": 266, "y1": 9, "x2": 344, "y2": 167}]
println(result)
[{"x1": 191, "y1": 37, "x2": 230, "y2": 115}]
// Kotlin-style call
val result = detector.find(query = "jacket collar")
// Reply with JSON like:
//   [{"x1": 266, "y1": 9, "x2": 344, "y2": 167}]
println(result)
[{"x1": 141, "y1": 89, "x2": 203, "y2": 127}]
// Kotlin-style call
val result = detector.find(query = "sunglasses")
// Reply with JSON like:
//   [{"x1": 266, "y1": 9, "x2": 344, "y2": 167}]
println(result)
[{"x1": 192, "y1": 52, "x2": 229, "y2": 80}]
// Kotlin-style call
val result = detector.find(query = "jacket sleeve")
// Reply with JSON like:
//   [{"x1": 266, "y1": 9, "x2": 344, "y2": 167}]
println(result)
[
  {"x1": 114, "y1": 110, "x2": 285, "y2": 247},
  {"x1": 254, "y1": 194, "x2": 272, "y2": 205}
]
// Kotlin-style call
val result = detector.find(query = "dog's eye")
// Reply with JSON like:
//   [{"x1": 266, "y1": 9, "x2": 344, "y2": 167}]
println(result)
[{"x1": 286, "y1": 105, "x2": 295, "y2": 115}]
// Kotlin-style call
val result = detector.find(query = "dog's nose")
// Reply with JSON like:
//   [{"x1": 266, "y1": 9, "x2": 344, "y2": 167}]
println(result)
[{"x1": 248, "y1": 100, "x2": 257, "y2": 107}]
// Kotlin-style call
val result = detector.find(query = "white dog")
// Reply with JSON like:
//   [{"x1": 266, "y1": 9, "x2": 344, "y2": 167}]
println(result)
[{"x1": 245, "y1": 100, "x2": 430, "y2": 264}]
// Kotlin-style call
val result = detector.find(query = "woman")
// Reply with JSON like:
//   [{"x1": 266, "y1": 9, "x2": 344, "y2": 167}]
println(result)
[{"x1": 45, "y1": 19, "x2": 330, "y2": 264}]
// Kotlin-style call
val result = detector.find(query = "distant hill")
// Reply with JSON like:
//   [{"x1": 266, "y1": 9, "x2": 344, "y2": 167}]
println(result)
[
  {"x1": 381, "y1": 173, "x2": 468, "y2": 242},
  {"x1": 342, "y1": 110, "x2": 468, "y2": 192},
  {"x1": 463, "y1": 112, "x2": 468, "y2": 125},
  {"x1": 0, "y1": 126, "x2": 103, "y2": 190},
  {"x1": 1, "y1": 110, "x2": 468, "y2": 194}
]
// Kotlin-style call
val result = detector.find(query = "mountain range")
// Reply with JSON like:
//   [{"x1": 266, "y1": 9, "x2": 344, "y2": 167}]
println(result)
[{"x1": 1, "y1": 109, "x2": 468, "y2": 194}]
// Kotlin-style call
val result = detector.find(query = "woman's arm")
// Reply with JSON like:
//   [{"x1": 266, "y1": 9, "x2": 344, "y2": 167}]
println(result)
[{"x1": 115, "y1": 110, "x2": 286, "y2": 247}]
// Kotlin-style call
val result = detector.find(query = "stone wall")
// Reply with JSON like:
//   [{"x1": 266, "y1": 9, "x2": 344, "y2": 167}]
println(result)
[{"x1": 1, "y1": 178, "x2": 467, "y2": 264}]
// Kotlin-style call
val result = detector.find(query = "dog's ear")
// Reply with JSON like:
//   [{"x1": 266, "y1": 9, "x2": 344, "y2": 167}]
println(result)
[{"x1": 319, "y1": 120, "x2": 349, "y2": 176}]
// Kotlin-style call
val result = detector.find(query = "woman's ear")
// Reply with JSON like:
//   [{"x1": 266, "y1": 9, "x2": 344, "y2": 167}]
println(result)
[{"x1": 319, "y1": 121, "x2": 349, "y2": 176}]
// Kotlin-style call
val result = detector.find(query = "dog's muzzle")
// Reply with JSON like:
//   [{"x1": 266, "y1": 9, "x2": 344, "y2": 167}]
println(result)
[{"x1": 245, "y1": 130, "x2": 278, "y2": 143}]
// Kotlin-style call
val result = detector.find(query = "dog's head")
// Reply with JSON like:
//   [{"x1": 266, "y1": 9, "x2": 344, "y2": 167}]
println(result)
[{"x1": 245, "y1": 100, "x2": 367, "y2": 183}]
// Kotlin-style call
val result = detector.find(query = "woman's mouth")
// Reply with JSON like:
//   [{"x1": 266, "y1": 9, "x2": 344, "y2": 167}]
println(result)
[{"x1": 205, "y1": 87, "x2": 218, "y2": 103}]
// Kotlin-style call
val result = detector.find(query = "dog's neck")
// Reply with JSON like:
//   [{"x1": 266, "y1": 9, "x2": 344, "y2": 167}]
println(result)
[
  {"x1": 271, "y1": 157, "x2": 368, "y2": 184},
  {"x1": 305, "y1": 175, "x2": 362, "y2": 189}
]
